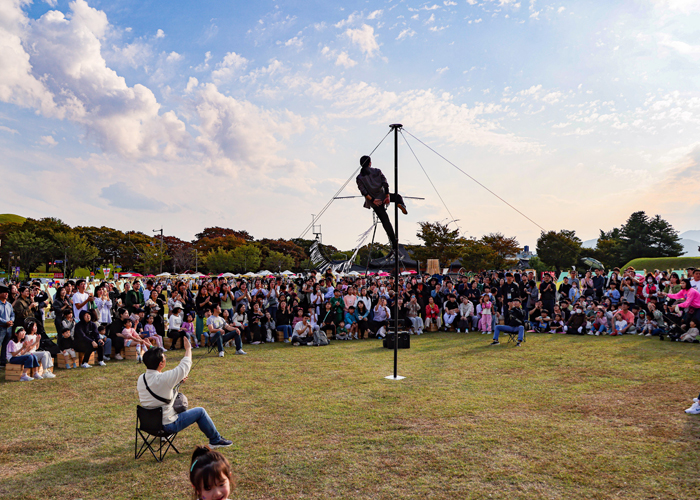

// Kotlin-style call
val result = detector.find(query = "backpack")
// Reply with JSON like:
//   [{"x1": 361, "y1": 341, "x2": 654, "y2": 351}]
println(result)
[{"x1": 316, "y1": 329, "x2": 329, "y2": 346}]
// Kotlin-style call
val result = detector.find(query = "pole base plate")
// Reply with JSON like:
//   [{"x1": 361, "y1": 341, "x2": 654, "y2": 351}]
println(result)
[{"x1": 384, "y1": 375, "x2": 406, "y2": 380}]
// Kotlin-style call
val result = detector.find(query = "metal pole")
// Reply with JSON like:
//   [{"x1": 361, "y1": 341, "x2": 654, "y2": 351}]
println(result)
[
  {"x1": 159, "y1": 227, "x2": 164, "y2": 274},
  {"x1": 388, "y1": 123, "x2": 403, "y2": 381},
  {"x1": 195, "y1": 249, "x2": 198, "y2": 273}
]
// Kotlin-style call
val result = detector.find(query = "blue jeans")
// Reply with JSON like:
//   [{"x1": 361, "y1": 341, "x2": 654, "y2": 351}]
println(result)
[
  {"x1": 10, "y1": 354, "x2": 39, "y2": 369},
  {"x1": 162, "y1": 407, "x2": 222, "y2": 445},
  {"x1": 211, "y1": 330, "x2": 242, "y2": 352},
  {"x1": 0, "y1": 326, "x2": 11, "y2": 366},
  {"x1": 493, "y1": 325, "x2": 524, "y2": 342},
  {"x1": 277, "y1": 325, "x2": 292, "y2": 340},
  {"x1": 102, "y1": 337, "x2": 112, "y2": 357}
]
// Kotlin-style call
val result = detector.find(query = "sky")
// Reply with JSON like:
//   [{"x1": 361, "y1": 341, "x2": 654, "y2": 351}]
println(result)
[{"x1": 1, "y1": 0, "x2": 700, "y2": 251}]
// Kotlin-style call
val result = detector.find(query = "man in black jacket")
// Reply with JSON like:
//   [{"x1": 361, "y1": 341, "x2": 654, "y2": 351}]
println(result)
[
  {"x1": 500, "y1": 273, "x2": 520, "y2": 320},
  {"x1": 356, "y1": 155, "x2": 407, "y2": 249},
  {"x1": 490, "y1": 298, "x2": 525, "y2": 347}
]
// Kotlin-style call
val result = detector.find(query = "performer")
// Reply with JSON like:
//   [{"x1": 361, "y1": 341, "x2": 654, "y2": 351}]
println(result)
[{"x1": 356, "y1": 155, "x2": 407, "y2": 249}]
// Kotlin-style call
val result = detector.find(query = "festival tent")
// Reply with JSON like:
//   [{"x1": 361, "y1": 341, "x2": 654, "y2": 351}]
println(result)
[
  {"x1": 281, "y1": 270, "x2": 295, "y2": 275},
  {"x1": 119, "y1": 273, "x2": 142, "y2": 278},
  {"x1": 219, "y1": 272, "x2": 235, "y2": 277},
  {"x1": 156, "y1": 272, "x2": 171, "y2": 277}
]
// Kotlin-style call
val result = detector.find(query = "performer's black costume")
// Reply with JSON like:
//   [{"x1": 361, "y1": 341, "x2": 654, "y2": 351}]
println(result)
[{"x1": 355, "y1": 156, "x2": 407, "y2": 249}]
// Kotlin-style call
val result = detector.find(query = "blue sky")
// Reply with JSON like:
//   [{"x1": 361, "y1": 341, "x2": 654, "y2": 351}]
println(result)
[{"x1": 1, "y1": 0, "x2": 699, "y2": 251}]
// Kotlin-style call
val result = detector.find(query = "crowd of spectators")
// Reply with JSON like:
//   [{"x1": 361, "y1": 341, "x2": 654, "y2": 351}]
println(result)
[{"x1": 1, "y1": 265, "x2": 699, "y2": 380}]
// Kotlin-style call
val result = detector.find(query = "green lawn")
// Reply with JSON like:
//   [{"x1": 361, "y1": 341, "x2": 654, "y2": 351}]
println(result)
[
  {"x1": 1, "y1": 332, "x2": 699, "y2": 500},
  {"x1": 623, "y1": 256, "x2": 700, "y2": 272}
]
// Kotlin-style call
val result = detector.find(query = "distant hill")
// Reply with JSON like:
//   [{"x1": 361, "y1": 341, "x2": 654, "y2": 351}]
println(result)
[
  {"x1": 623, "y1": 256, "x2": 700, "y2": 272},
  {"x1": 0, "y1": 214, "x2": 26, "y2": 225},
  {"x1": 581, "y1": 230, "x2": 700, "y2": 257}
]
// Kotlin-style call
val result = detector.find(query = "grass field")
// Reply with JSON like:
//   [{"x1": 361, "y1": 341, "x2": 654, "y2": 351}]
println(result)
[
  {"x1": 1, "y1": 332, "x2": 700, "y2": 500},
  {"x1": 0, "y1": 213, "x2": 26, "y2": 225}
]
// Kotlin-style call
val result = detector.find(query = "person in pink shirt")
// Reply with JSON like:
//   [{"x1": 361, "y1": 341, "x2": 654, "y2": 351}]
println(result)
[
  {"x1": 661, "y1": 278, "x2": 700, "y2": 326},
  {"x1": 122, "y1": 318, "x2": 151, "y2": 363}
]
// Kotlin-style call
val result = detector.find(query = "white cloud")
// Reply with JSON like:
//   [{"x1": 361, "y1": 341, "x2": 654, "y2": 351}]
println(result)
[
  {"x1": 166, "y1": 51, "x2": 183, "y2": 63},
  {"x1": 396, "y1": 28, "x2": 416, "y2": 41},
  {"x1": 185, "y1": 77, "x2": 199, "y2": 93},
  {"x1": 436, "y1": 66, "x2": 449, "y2": 75},
  {"x1": 192, "y1": 83, "x2": 307, "y2": 175},
  {"x1": 344, "y1": 24, "x2": 380, "y2": 57},
  {"x1": 650, "y1": 0, "x2": 700, "y2": 13},
  {"x1": 15, "y1": 0, "x2": 189, "y2": 159},
  {"x1": 558, "y1": 6, "x2": 565, "y2": 13},
  {"x1": 155, "y1": 28, "x2": 165, "y2": 38},
  {"x1": 430, "y1": 25, "x2": 449, "y2": 32},
  {"x1": 211, "y1": 52, "x2": 249, "y2": 84},
  {"x1": 334, "y1": 12, "x2": 362, "y2": 28},
  {"x1": 657, "y1": 33, "x2": 700, "y2": 57},
  {"x1": 40, "y1": 135, "x2": 57, "y2": 146},
  {"x1": 194, "y1": 51, "x2": 212, "y2": 72},
  {"x1": 0, "y1": 125, "x2": 19, "y2": 134},
  {"x1": 367, "y1": 10, "x2": 383, "y2": 19},
  {"x1": 335, "y1": 51, "x2": 357, "y2": 68},
  {"x1": 284, "y1": 36, "x2": 303, "y2": 48},
  {"x1": 444, "y1": 1, "x2": 457, "y2": 5}
]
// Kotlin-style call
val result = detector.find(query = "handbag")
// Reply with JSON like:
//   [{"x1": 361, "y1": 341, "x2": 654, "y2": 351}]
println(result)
[{"x1": 141, "y1": 373, "x2": 189, "y2": 414}]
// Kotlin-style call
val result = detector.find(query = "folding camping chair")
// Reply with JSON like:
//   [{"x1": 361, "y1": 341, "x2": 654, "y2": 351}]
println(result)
[
  {"x1": 135, "y1": 406, "x2": 179, "y2": 462},
  {"x1": 506, "y1": 328, "x2": 525, "y2": 345}
]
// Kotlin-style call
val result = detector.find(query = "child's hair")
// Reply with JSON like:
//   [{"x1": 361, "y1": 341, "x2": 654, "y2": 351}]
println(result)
[
  {"x1": 97, "y1": 325, "x2": 106, "y2": 333},
  {"x1": 124, "y1": 318, "x2": 132, "y2": 327},
  {"x1": 190, "y1": 445, "x2": 233, "y2": 499},
  {"x1": 11, "y1": 327, "x2": 25, "y2": 342},
  {"x1": 186, "y1": 313, "x2": 194, "y2": 322},
  {"x1": 147, "y1": 315, "x2": 154, "y2": 322},
  {"x1": 691, "y1": 320, "x2": 697, "y2": 328}
]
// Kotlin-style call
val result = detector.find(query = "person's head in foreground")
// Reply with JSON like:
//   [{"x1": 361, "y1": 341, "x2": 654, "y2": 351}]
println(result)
[{"x1": 190, "y1": 445, "x2": 233, "y2": 500}]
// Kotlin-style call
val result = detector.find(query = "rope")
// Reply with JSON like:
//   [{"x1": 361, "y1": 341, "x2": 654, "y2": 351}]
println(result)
[
  {"x1": 402, "y1": 128, "x2": 546, "y2": 232},
  {"x1": 298, "y1": 129, "x2": 392, "y2": 239},
  {"x1": 400, "y1": 130, "x2": 460, "y2": 232}
]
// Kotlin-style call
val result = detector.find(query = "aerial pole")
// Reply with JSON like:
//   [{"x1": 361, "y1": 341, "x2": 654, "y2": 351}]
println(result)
[{"x1": 386, "y1": 123, "x2": 405, "y2": 381}]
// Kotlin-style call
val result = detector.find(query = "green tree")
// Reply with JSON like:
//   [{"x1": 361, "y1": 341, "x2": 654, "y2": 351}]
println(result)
[
  {"x1": 460, "y1": 239, "x2": 499, "y2": 271},
  {"x1": 52, "y1": 231, "x2": 99, "y2": 278},
  {"x1": 232, "y1": 244, "x2": 262, "y2": 273},
  {"x1": 202, "y1": 247, "x2": 237, "y2": 274},
  {"x1": 412, "y1": 221, "x2": 466, "y2": 267},
  {"x1": 527, "y1": 256, "x2": 551, "y2": 274},
  {"x1": 263, "y1": 251, "x2": 295, "y2": 273},
  {"x1": 479, "y1": 233, "x2": 520, "y2": 269},
  {"x1": 135, "y1": 244, "x2": 171, "y2": 275},
  {"x1": 618, "y1": 211, "x2": 684, "y2": 263},
  {"x1": 5, "y1": 230, "x2": 54, "y2": 279},
  {"x1": 536, "y1": 230, "x2": 582, "y2": 275}
]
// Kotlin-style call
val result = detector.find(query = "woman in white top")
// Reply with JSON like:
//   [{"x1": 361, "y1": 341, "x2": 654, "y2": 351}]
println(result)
[
  {"x1": 167, "y1": 306, "x2": 187, "y2": 349},
  {"x1": 95, "y1": 286, "x2": 112, "y2": 325},
  {"x1": 24, "y1": 319, "x2": 55, "y2": 377},
  {"x1": 309, "y1": 284, "x2": 324, "y2": 316},
  {"x1": 354, "y1": 287, "x2": 372, "y2": 313},
  {"x1": 6, "y1": 327, "x2": 42, "y2": 381}
]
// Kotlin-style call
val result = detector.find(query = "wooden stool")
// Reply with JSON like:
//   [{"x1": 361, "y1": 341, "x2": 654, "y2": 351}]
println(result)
[
  {"x1": 77, "y1": 352, "x2": 96, "y2": 365},
  {"x1": 5, "y1": 363, "x2": 52, "y2": 381},
  {"x1": 428, "y1": 323, "x2": 439, "y2": 332},
  {"x1": 163, "y1": 337, "x2": 172, "y2": 349},
  {"x1": 57, "y1": 354, "x2": 79, "y2": 369},
  {"x1": 124, "y1": 345, "x2": 139, "y2": 360},
  {"x1": 276, "y1": 330, "x2": 285, "y2": 343}
]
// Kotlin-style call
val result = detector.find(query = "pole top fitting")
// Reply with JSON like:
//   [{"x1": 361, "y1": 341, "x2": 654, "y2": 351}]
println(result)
[{"x1": 389, "y1": 123, "x2": 403, "y2": 129}]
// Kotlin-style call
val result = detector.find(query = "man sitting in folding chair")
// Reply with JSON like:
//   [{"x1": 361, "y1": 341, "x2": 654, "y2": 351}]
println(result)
[
  {"x1": 489, "y1": 298, "x2": 526, "y2": 347},
  {"x1": 137, "y1": 337, "x2": 232, "y2": 459}
]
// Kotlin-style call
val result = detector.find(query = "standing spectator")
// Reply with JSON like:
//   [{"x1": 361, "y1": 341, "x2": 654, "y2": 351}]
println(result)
[
  {"x1": 539, "y1": 274, "x2": 556, "y2": 315},
  {"x1": 72, "y1": 280, "x2": 94, "y2": 321},
  {"x1": 0, "y1": 285, "x2": 14, "y2": 368}
]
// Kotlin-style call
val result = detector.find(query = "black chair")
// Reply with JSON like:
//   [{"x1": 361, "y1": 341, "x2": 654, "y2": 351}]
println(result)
[
  {"x1": 506, "y1": 328, "x2": 525, "y2": 345},
  {"x1": 135, "y1": 406, "x2": 179, "y2": 462}
]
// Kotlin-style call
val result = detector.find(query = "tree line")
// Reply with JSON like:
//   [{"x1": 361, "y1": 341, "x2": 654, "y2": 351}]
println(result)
[{"x1": 0, "y1": 210, "x2": 684, "y2": 279}]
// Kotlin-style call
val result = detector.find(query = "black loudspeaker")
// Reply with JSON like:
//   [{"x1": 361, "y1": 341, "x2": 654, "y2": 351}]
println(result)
[{"x1": 383, "y1": 332, "x2": 410, "y2": 349}]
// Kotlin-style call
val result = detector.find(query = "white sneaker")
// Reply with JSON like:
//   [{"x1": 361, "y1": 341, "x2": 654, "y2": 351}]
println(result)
[
  {"x1": 33, "y1": 373, "x2": 43, "y2": 380},
  {"x1": 162, "y1": 349, "x2": 168, "y2": 352},
  {"x1": 43, "y1": 371, "x2": 56, "y2": 379},
  {"x1": 595, "y1": 332, "x2": 600, "y2": 336},
  {"x1": 645, "y1": 333, "x2": 652, "y2": 337},
  {"x1": 685, "y1": 401, "x2": 700, "y2": 414},
  {"x1": 251, "y1": 341, "x2": 261, "y2": 345},
  {"x1": 218, "y1": 351, "x2": 225, "y2": 358},
  {"x1": 638, "y1": 332, "x2": 644, "y2": 336},
  {"x1": 236, "y1": 349, "x2": 247, "y2": 355},
  {"x1": 114, "y1": 354, "x2": 124, "y2": 360},
  {"x1": 19, "y1": 374, "x2": 32, "y2": 382},
  {"x1": 81, "y1": 363, "x2": 92, "y2": 368},
  {"x1": 587, "y1": 332, "x2": 594, "y2": 335},
  {"x1": 98, "y1": 361, "x2": 107, "y2": 366}
]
